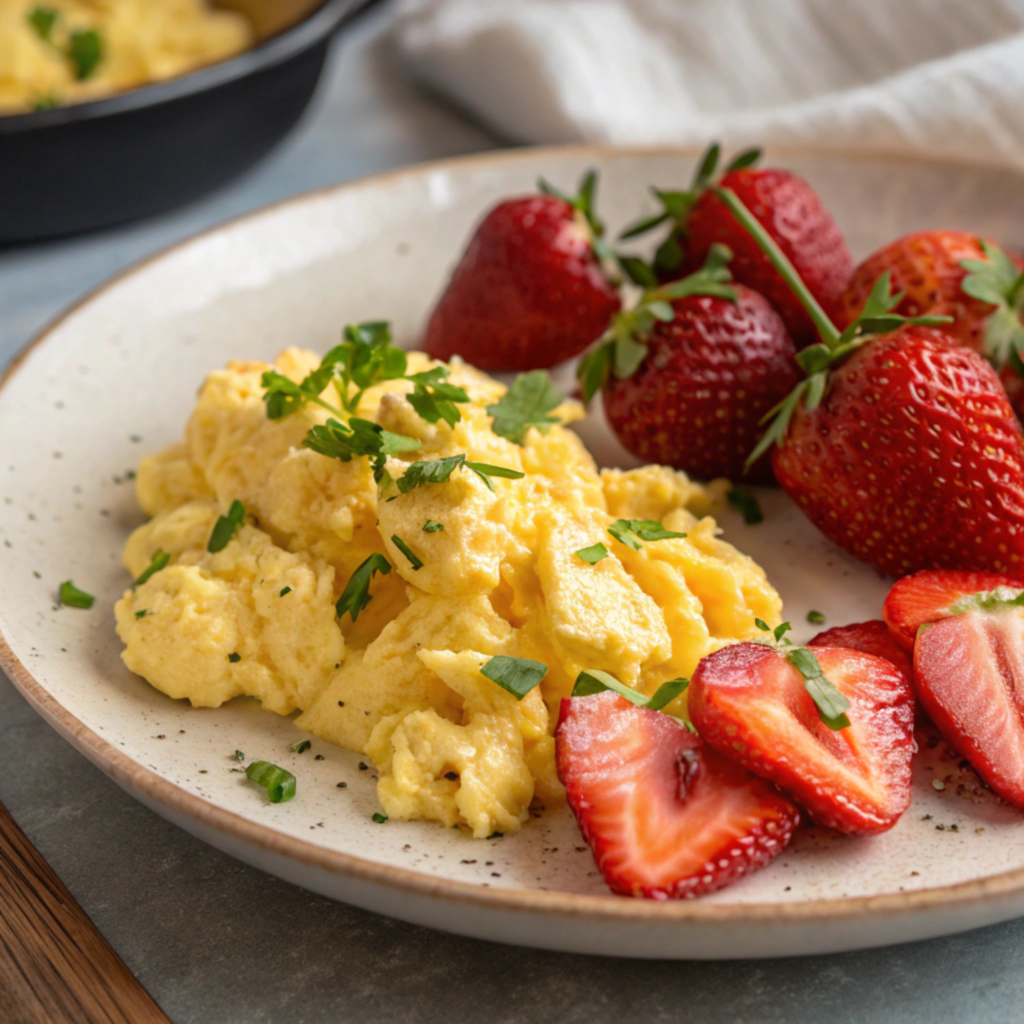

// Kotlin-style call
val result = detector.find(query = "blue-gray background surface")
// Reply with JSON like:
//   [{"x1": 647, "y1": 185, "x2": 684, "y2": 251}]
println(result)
[{"x1": 0, "y1": 7, "x2": 1017, "y2": 1022}]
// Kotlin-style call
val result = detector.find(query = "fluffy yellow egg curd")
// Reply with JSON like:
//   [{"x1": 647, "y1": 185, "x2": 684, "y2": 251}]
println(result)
[
  {"x1": 115, "y1": 348, "x2": 782, "y2": 838},
  {"x1": 0, "y1": 0, "x2": 253, "y2": 112}
]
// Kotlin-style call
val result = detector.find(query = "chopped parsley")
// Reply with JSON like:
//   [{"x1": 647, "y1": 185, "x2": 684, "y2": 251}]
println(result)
[
  {"x1": 575, "y1": 543, "x2": 609, "y2": 565},
  {"x1": 486, "y1": 370, "x2": 562, "y2": 445},
  {"x1": 34, "y1": 94, "x2": 59, "y2": 111},
  {"x1": 391, "y1": 535, "x2": 423, "y2": 571},
  {"x1": 372, "y1": 811, "x2": 389, "y2": 823},
  {"x1": 607, "y1": 518, "x2": 686, "y2": 551},
  {"x1": 786, "y1": 647, "x2": 851, "y2": 730},
  {"x1": 228, "y1": 652, "x2": 241, "y2": 663},
  {"x1": 480, "y1": 656, "x2": 548, "y2": 700},
  {"x1": 68, "y1": 28, "x2": 102, "y2": 80},
  {"x1": 405, "y1": 366, "x2": 470, "y2": 428},
  {"x1": 207, "y1": 500, "x2": 245, "y2": 553},
  {"x1": 28, "y1": 6, "x2": 58, "y2": 40},
  {"x1": 134, "y1": 609, "x2": 148, "y2": 620},
  {"x1": 395, "y1": 454, "x2": 524, "y2": 495},
  {"x1": 807, "y1": 610, "x2": 827, "y2": 625},
  {"x1": 336, "y1": 553, "x2": 391, "y2": 622},
  {"x1": 279, "y1": 586, "x2": 292, "y2": 597},
  {"x1": 422, "y1": 519, "x2": 444, "y2": 533},
  {"x1": 727, "y1": 486, "x2": 764, "y2": 525},
  {"x1": 572, "y1": 669, "x2": 689, "y2": 711},
  {"x1": 133, "y1": 549, "x2": 170, "y2": 588},
  {"x1": 245, "y1": 761, "x2": 296, "y2": 803},
  {"x1": 303, "y1": 417, "x2": 420, "y2": 482},
  {"x1": 59, "y1": 580, "x2": 94, "y2": 609},
  {"x1": 234, "y1": 750, "x2": 245, "y2": 761},
  {"x1": 291, "y1": 739, "x2": 311, "y2": 754}
]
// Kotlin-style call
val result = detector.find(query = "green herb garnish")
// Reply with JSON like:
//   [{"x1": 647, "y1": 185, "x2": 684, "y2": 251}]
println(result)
[
  {"x1": 135, "y1": 609, "x2": 148, "y2": 620},
  {"x1": 279, "y1": 586, "x2": 292, "y2": 597},
  {"x1": 486, "y1": 370, "x2": 562, "y2": 445},
  {"x1": 571, "y1": 669, "x2": 689, "y2": 712},
  {"x1": 245, "y1": 761, "x2": 296, "y2": 803},
  {"x1": 68, "y1": 28, "x2": 102, "y2": 80},
  {"x1": 133, "y1": 549, "x2": 170, "y2": 588},
  {"x1": 303, "y1": 417, "x2": 420, "y2": 482},
  {"x1": 787, "y1": 647, "x2": 851, "y2": 730},
  {"x1": 292, "y1": 739, "x2": 311, "y2": 754},
  {"x1": 405, "y1": 366, "x2": 470, "y2": 428},
  {"x1": 28, "y1": 6, "x2": 58, "y2": 40},
  {"x1": 228, "y1": 652, "x2": 241, "y2": 663},
  {"x1": 372, "y1": 811, "x2": 389, "y2": 823},
  {"x1": 34, "y1": 94, "x2": 59, "y2": 110},
  {"x1": 480, "y1": 655, "x2": 548, "y2": 700},
  {"x1": 234, "y1": 750, "x2": 245, "y2": 761},
  {"x1": 807, "y1": 610, "x2": 827, "y2": 625},
  {"x1": 395, "y1": 454, "x2": 524, "y2": 495},
  {"x1": 391, "y1": 535, "x2": 423, "y2": 571},
  {"x1": 336, "y1": 553, "x2": 391, "y2": 622},
  {"x1": 728, "y1": 486, "x2": 764, "y2": 525},
  {"x1": 422, "y1": 519, "x2": 444, "y2": 533},
  {"x1": 59, "y1": 580, "x2": 94, "y2": 609},
  {"x1": 607, "y1": 518, "x2": 686, "y2": 551},
  {"x1": 207, "y1": 500, "x2": 245, "y2": 553},
  {"x1": 575, "y1": 543, "x2": 609, "y2": 565}
]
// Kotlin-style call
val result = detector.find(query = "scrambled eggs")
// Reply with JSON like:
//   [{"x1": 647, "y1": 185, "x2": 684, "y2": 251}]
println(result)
[
  {"x1": 115, "y1": 347, "x2": 782, "y2": 837},
  {"x1": 0, "y1": 0, "x2": 253, "y2": 112}
]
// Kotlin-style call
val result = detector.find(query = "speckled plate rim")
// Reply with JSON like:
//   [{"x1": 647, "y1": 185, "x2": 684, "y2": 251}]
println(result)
[{"x1": 4, "y1": 142, "x2": 1024, "y2": 939}]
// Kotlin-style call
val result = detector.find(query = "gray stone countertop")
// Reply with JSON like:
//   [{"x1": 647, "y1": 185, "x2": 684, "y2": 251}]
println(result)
[{"x1": 1, "y1": 4, "x2": 1021, "y2": 1021}]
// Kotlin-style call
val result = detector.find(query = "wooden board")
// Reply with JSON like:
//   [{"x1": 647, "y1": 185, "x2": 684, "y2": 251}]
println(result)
[{"x1": 0, "y1": 800, "x2": 170, "y2": 1024}]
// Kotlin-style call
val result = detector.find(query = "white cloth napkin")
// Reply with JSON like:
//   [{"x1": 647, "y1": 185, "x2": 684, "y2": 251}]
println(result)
[{"x1": 392, "y1": 0, "x2": 1024, "y2": 172}]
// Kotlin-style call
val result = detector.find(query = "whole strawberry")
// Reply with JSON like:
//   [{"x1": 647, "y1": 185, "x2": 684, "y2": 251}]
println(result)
[
  {"x1": 621, "y1": 145, "x2": 853, "y2": 347},
  {"x1": 716, "y1": 186, "x2": 1024, "y2": 577},
  {"x1": 423, "y1": 171, "x2": 621, "y2": 372},
  {"x1": 593, "y1": 255, "x2": 799, "y2": 483},
  {"x1": 839, "y1": 231, "x2": 1024, "y2": 417}
]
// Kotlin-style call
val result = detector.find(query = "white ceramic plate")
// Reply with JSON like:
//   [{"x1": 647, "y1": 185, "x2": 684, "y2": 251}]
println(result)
[{"x1": 4, "y1": 146, "x2": 1024, "y2": 960}]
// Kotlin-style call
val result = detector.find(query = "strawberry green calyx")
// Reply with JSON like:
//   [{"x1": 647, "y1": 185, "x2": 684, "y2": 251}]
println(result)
[
  {"x1": 959, "y1": 241, "x2": 1024, "y2": 374},
  {"x1": 713, "y1": 186, "x2": 953, "y2": 470},
  {"x1": 619, "y1": 142, "x2": 762, "y2": 275},
  {"x1": 538, "y1": 169, "x2": 619, "y2": 271},
  {"x1": 577, "y1": 243, "x2": 737, "y2": 402}
]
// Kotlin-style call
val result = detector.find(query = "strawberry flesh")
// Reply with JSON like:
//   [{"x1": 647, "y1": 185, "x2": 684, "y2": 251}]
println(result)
[
  {"x1": 690, "y1": 642, "x2": 914, "y2": 835},
  {"x1": 914, "y1": 607, "x2": 1024, "y2": 808},
  {"x1": 883, "y1": 569, "x2": 1024, "y2": 652},
  {"x1": 809, "y1": 619, "x2": 913, "y2": 681},
  {"x1": 556, "y1": 691, "x2": 798, "y2": 899},
  {"x1": 422, "y1": 195, "x2": 621, "y2": 372},
  {"x1": 602, "y1": 285, "x2": 799, "y2": 483},
  {"x1": 686, "y1": 168, "x2": 853, "y2": 347}
]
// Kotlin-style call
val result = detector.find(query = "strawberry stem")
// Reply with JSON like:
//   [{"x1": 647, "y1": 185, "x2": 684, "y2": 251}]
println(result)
[{"x1": 711, "y1": 187, "x2": 841, "y2": 347}]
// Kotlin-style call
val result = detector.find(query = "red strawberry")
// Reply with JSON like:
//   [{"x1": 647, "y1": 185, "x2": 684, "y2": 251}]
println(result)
[
  {"x1": 838, "y1": 232, "x2": 1024, "y2": 421},
  {"x1": 687, "y1": 170, "x2": 853, "y2": 347},
  {"x1": 711, "y1": 185, "x2": 1024, "y2": 577},
  {"x1": 620, "y1": 145, "x2": 852, "y2": 348},
  {"x1": 809, "y1": 619, "x2": 913, "y2": 681},
  {"x1": 913, "y1": 596, "x2": 1024, "y2": 809},
  {"x1": 423, "y1": 172, "x2": 621, "y2": 372},
  {"x1": 690, "y1": 642, "x2": 915, "y2": 834},
  {"x1": 595, "y1": 266, "x2": 800, "y2": 484},
  {"x1": 556, "y1": 690, "x2": 799, "y2": 899}
]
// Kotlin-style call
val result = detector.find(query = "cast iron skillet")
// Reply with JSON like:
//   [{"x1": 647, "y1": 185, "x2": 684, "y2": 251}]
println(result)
[{"x1": 0, "y1": 0, "x2": 370, "y2": 243}]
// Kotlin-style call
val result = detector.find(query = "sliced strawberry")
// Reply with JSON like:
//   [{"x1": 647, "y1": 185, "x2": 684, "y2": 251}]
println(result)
[
  {"x1": 915, "y1": 607, "x2": 1024, "y2": 808},
  {"x1": 690, "y1": 643, "x2": 914, "y2": 834},
  {"x1": 555, "y1": 691, "x2": 798, "y2": 899},
  {"x1": 809, "y1": 619, "x2": 913, "y2": 681},
  {"x1": 883, "y1": 570, "x2": 1024, "y2": 652}
]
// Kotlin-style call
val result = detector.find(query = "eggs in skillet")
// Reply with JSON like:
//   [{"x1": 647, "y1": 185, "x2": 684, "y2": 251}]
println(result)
[
  {"x1": 114, "y1": 344, "x2": 782, "y2": 838},
  {"x1": 0, "y1": 0, "x2": 253, "y2": 112}
]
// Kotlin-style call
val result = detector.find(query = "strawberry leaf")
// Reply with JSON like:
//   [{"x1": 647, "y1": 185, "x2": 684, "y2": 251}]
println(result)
[{"x1": 726, "y1": 147, "x2": 763, "y2": 171}]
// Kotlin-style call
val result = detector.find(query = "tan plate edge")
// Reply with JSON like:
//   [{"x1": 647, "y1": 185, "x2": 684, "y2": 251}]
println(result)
[{"x1": 3, "y1": 143, "x2": 1024, "y2": 928}]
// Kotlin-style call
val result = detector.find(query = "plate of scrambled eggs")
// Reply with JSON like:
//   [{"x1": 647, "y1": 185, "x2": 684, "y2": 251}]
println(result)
[{"x1": 6, "y1": 147, "x2": 1024, "y2": 958}]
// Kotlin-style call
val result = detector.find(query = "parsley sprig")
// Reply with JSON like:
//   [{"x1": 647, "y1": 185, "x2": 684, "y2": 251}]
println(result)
[
  {"x1": 336, "y1": 553, "x2": 391, "y2": 622},
  {"x1": 394, "y1": 454, "x2": 524, "y2": 495},
  {"x1": 303, "y1": 417, "x2": 420, "y2": 482},
  {"x1": 27, "y1": 6, "x2": 103, "y2": 80},
  {"x1": 405, "y1": 366, "x2": 470, "y2": 428},
  {"x1": 487, "y1": 371, "x2": 562, "y2": 445},
  {"x1": 572, "y1": 669, "x2": 690, "y2": 712},
  {"x1": 607, "y1": 518, "x2": 686, "y2": 551}
]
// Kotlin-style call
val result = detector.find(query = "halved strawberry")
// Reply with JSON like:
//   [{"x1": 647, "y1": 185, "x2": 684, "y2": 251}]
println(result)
[
  {"x1": 915, "y1": 606, "x2": 1024, "y2": 808},
  {"x1": 555, "y1": 690, "x2": 798, "y2": 899},
  {"x1": 883, "y1": 570, "x2": 1024, "y2": 652},
  {"x1": 809, "y1": 619, "x2": 913, "y2": 681},
  {"x1": 690, "y1": 643, "x2": 914, "y2": 834}
]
